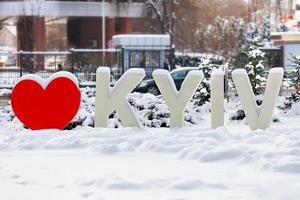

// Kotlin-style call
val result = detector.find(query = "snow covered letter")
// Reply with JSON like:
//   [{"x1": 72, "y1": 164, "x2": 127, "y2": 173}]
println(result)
[
  {"x1": 211, "y1": 70, "x2": 225, "y2": 129},
  {"x1": 232, "y1": 68, "x2": 283, "y2": 130},
  {"x1": 153, "y1": 69, "x2": 204, "y2": 128},
  {"x1": 95, "y1": 67, "x2": 145, "y2": 127}
]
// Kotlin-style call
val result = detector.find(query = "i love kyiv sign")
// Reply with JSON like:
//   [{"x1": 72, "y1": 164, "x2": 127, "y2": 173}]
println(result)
[{"x1": 11, "y1": 67, "x2": 284, "y2": 131}]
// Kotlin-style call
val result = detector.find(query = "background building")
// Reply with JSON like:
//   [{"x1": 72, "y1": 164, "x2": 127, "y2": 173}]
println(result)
[
  {"x1": 269, "y1": 0, "x2": 300, "y2": 30},
  {"x1": 0, "y1": 0, "x2": 145, "y2": 52}
]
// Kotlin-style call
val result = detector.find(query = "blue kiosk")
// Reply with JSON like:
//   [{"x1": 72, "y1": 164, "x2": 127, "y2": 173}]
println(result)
[{"x1": 112, "y1": 34, "x2": 171, "y2": 78}]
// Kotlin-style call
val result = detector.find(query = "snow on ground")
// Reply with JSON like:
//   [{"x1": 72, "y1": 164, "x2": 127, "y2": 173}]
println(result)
[
  {"x1": 1, "y1": 124, "x2": 300, "y2": 200},
  {"x1": 0, "y1": 90, "x2": 300, "y2": 199}
]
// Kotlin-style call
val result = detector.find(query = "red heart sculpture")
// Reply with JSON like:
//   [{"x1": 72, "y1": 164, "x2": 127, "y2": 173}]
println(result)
[{"x1": 11, "y1": 74, "x2": 81, "y2": 130}]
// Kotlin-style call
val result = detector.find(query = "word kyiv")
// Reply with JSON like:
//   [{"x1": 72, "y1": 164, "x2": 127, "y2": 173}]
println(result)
[{"x1": 95, "y1": 67, "x2": 283, "y2": 131}]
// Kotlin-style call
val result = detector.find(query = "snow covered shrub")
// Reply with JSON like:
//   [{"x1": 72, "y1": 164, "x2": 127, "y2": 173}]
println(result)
[
  {"x1": 0, "y1": 102, "x2": 15, "y2": 124},
  {"x1": 175, "y1": 54, "x2": 203, "y2": 67},
  {"x1": 0, "y1": 87, "x2": 207, "y2": 129},
  {"x1": 229, "y1": 96, "x2": 279, "y2": 123},
  {"x1": 230, "y1": 97, "x2": 262, "y2": 121},
  {"x1": 279, "y1": 55, "x2": 300, "y2": 113},
  {"x1": 229, "y1": 108, "x2": 245, "y2": 121},
  {"x1": 230, "y1": 21, "x2": 270, "y2": 120},
  {"x1": 128, "y1": 93, "x2": 170, "y2": 128},
  {"x1": 276, "y1": 22, "x2": 288, "y2": 32},
  {"x1": 0, "y1": 89, "x2": 13, "y2": 120},
  {"x1": 285, "y1": 55, "x2": 300, "y2": 90},
  {"x1": 192, "y1": 59, "x2": 216, "y2": 107},
  {"x1": 63, "y1": 87, "x2": 95, "y2": 129},
  {"x1": 174, "y1": 54, "x2": 220, "y2": 107},
  {"x1": 0, "y1": 89, "x2": 12, "y2": 97},
  {"x1": 230, "y1": 35, "x2": 268, "y2": 121},
  {"x1": 128, "y1": 92, "x2": 206, "y2": 128},
  {"x1": 175, "y1": 53, "x2": 223, "y2": 68},
  {"x1": 279, "y1": 93, "x2": 300, "y2": 113},
  {"x1": 260, "y1": 16, "x2": 271, "y2": 42},
  {"x1": 244, "y1": 37, "x2": 267, "y2": 95},
  {"x1": 67, "y1": 90, "x2": 207, "y2": 129}
]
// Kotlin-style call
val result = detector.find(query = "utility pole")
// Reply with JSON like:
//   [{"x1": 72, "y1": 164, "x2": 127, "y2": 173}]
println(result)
[
  {"x1": 170, "y1": 0, "x2": 175, "y2": 47},
  {"x1": 102, "y1": 0, "x2": 106, "y2": 66}
]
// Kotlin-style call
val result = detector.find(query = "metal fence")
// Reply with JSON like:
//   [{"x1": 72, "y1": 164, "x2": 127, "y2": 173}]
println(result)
[
  {"x1": 71, "y1": 49, "x2": 120, "y2": 82},
  {"x1": 0, "y1": 49, "x2": 120, "y2": 88}
]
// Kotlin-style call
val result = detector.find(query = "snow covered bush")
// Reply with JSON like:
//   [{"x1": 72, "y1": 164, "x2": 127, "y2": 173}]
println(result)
[
  {"x1": 0, "y1": 101, "x2": 14, "y2": 124},
  {"x1": 77, "y1": 89, "x2": 207, "y2": 128},
  {"x1": 174, "y1": 53, "x2": 223, "y2": 68},
  {"x1": 244, "y1": 37, "x2": 267, "y2": 95},
  {"x1": 174, "y1": 54, "x2": 220, "y2": 107},
  {"x1": 230, "y1": 36, "x2": 267, "y2": 121},
  {"x1": 192, "y1": 59, "x2": 216, "y2": 107},
  {"x1": 279, "y1": 55, "x2": 300, "y2": 113},
  {"x1": 0, "y1": 89, "x2": 11, "y2": 97},
  {"x1": 0, "y1": 88, "x2": 208, "y2": 130},
  {"x1": 276, "y1": 22, "x2": 288, "y2": 32},
  {"x1": 279, "y1": 93, "x2": 300, "y2": 115},
  {"x1": 229, "y1": 95, "x2": 280, "y2": 123},
  {"x1": 175, "y1": 54, "x2": 202, "y2": 67},
  {"x1": 260, "y1": 16, "x2": 271, "y2": 42},
  {"x1": 229, "y1": 96, "x2": 262, "y2": 121}
]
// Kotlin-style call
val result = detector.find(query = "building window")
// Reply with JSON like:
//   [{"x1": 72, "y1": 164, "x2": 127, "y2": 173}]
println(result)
[
  {"x1": 115, "y1": 18, "x2": 122, "y2": 33},
  {"x1": 145, "y1": 51, "x2": 160, "y2": 69},
  {"x1": 129, "y1": 51, "x2": 160, "y2": 70},
  {"x1": 129, "y1": 51, "x2": 144, "y2": 68}
]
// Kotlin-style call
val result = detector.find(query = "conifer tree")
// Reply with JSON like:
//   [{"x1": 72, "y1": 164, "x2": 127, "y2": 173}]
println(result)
[
  {"x1": 280, "y1": 55, "x2": 300, "y2": 111},
  {"x1": 192, "y1": 59, "x2": 215, "y2": 107},
  {"x1": 276, "y1": 22, "x2": 288, "y2": 32},
  {"x1": 230, "y1": 27, "x2": 267, "y2": 121},
  {"x1": 260, "y1": 16, "x2": 271, "y2": 41},
  {"x1": 244, "y1": 36, "x2": 267, "y2": 95}
]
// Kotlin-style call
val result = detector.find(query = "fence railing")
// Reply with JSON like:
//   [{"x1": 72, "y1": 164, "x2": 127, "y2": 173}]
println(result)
[{"x1": 0, "y1": 49, "x2": 120, "y2": 88}]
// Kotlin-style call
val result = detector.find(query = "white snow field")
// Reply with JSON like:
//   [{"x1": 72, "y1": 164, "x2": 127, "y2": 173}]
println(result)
[
  {"x1": 1, "y1": 124, "x2": 300, "y2": 200},
  {"x1": 0, "y1": 90, "x2": 300, "y2": 200}
]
